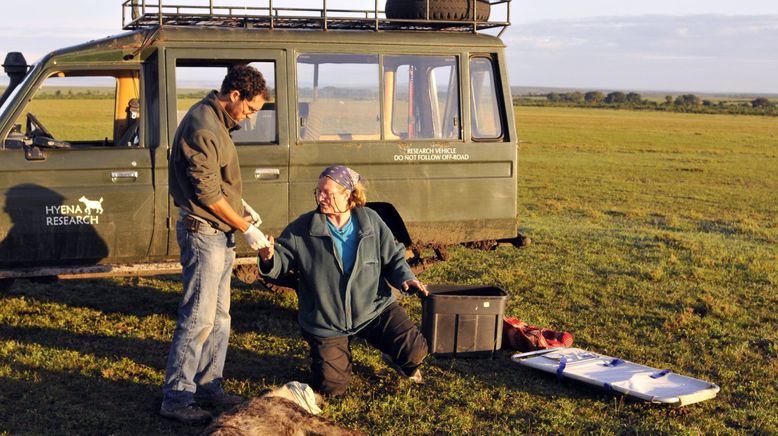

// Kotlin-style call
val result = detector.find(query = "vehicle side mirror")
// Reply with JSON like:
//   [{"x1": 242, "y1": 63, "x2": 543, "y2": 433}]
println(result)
[
  {"x1": 4, "y1": 124, "x2": 27, "y2": 149},
  {"x1": 6, "y1": 124, "x2": 49, "y2": 160},
  {"x1": 20, "y1": 136, "x2": 70, "y2": 161},
  {"x1": 32, "y1": 135, "x2": 70, "y2": 149},
  {"x1": 23, "y1": 144, "x2": 46, "y2": 161}
]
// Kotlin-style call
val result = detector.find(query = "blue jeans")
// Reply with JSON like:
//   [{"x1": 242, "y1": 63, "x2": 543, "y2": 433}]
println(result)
[{"x1": 162, "y1": 218, "x2": 236, "y2": 408}]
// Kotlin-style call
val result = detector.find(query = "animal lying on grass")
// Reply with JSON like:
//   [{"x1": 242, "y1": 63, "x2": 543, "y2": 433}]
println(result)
[{"x1": 203, "y1": 382, "x2": 362, "y2": 436}]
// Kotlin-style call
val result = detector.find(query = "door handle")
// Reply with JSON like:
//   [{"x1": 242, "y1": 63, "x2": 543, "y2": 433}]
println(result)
[
  {"x1": 254, "y1": 168, "x2": 280, "y2": 180},
  {"x1": 111, "y1": 170, "x2": 138, "y2": 183}
]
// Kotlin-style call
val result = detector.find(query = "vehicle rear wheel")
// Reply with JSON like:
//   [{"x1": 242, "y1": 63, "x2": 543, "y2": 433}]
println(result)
[
  {"x1": 234, "y1": 264, "x2": 259, "y2": 285},
  {"x1": 29, "y1": 276, "x2": 58, "y2": 284},
  {"x1": 385, "y1": 0, "x2": 491, "y2": 22},
  {"x1": 0, "y1": 278, "x2": 15, "y2": 293}
]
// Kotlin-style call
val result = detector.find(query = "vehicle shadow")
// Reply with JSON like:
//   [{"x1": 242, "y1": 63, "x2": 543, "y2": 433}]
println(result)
[
  {"x1": 0, "y1": 362, "x2": 200, "y2": 435},
  {"x1": 0, "y1": 327, "x2": 311, "y2": 434},
  {"x1": 0, "y1": 183, "x2": 109, "y2": 269},
  {"x1": 0, "y1": 277, "x2": 314, "y2": 430},
  {"x1": 0, "y1": 322, "x2": 309, "y2": 378},
  {"x1": 3, "y1": 276, "x2": 300, "y2": 339}
]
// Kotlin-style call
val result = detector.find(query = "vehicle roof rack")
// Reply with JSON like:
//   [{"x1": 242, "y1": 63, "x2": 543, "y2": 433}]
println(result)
[{"x1": 122, "y1": 1, "x2": 512, "y2": 35}]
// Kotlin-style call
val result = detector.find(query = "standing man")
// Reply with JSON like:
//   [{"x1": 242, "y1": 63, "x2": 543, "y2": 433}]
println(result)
[{"x1": 161, "y1": 65, "x2": 270, "y2": 425}]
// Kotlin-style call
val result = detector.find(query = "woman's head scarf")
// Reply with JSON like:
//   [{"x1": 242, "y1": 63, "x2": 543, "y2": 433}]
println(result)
[{"x1": 319, "y1": 165, "x2": 363, "y2": 191}]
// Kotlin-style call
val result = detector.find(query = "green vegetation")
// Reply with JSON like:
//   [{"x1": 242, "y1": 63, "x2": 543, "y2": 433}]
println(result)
[
  {"x1": 20, "y1": 99, "x2": 115, "y2": 140},
  {"x1": 517, "y1": 91, "x2": 778, "y2": 116},
  {"x1": 1, "y1": 107, "x2": 776, "y2": 434},
  {"x1": 33, "y1": 87, "x2": 115, "y2": 100}
]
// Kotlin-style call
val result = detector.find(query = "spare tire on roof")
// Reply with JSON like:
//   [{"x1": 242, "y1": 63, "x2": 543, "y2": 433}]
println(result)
[{"x1": 386, "y1": 0, "x2": 491, "y2": 22}]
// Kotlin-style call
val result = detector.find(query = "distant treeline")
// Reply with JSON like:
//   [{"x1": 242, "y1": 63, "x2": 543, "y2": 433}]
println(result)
[
  {"x1": 515, "y1": 91, "x2": 778, "y2": 116},
  {"x1": 4, "y1": 86, "x2": 775, "y2": 116},
  {"x1": 0, "y1": 87, "x2": 276, "y2": 101},
  {"x1": 26, "y1": 89, "x2": 116, "y2": 100}
]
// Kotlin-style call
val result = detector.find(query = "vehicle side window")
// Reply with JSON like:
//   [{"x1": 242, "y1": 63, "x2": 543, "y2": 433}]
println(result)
[
  {"x1": 13, "y1": 71, "x2": 141, "y2": 147},
  {"x1": 470, "y1": 57, "x2": 504, "y2": 140},
  {"x1": 297, "y1": 54, "x2": 380, "y2": 141},
  {"x1": 385, "y1": 55, "x2": 460, "y2": 140},
  {"x1": 175, "y1": 61, "x2": 277, "y2": 144}
]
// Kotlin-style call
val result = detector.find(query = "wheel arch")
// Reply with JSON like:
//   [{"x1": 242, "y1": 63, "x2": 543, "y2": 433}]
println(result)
[{"x1": 366, "y1": 202, "x2": 413, "y2": 247}]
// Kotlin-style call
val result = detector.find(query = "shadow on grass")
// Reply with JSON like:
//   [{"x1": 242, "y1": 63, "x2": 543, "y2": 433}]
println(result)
[
  {"x1": 0, "y1": 362, "x2": 200, "y2": 436},
  {"x1": 4, "y1": 276, "x2": 300, "y2": 339},
  {"x1": 0, "y1": 327, "x2": 312, "y2": 434},
  {"x1": 229, "y1": 292, "x2": 300, "y2": 339},
  {"x1": 0, "y1": 324, "x2": 170, "y2": 370},
  {"x1": 6, "y1": 277, "x2": 183, "y2": 318},
  {"x1": 425, "y1": 351, "x2": 626, "y2": 404},
  {"x1": 0, "y1": 324, "x2": 308, "y2": 384},
  {"x1": 0, "y1": 278, "x2": 315, "y2": 433}
]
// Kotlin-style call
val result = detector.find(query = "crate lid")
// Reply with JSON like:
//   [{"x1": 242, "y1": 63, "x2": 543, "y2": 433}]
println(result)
[{"x1": 426, "y1": 284, "x2": 509, "y2": 298}]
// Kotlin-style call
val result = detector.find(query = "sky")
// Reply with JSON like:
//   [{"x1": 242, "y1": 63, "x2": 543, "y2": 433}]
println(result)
[{"x1": 1, "y1": 1, "x2": 777, "y2": 94}]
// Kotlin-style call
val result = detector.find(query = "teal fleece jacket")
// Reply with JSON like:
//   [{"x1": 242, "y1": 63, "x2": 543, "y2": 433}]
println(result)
[{"x1": 260, "y1": 206, "x2": 416, "y2": 337}]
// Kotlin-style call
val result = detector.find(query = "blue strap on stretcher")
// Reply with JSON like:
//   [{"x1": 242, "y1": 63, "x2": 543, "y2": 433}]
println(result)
[
  {"x1": 603, "y1": 358, "x2": 625, "y2": 367},
  {"x1": 556, "y1": 356, "x2": 567, "y2": 380},
  {"x1": 650, "y1": 369, "x2": 671, "y2": 379}
]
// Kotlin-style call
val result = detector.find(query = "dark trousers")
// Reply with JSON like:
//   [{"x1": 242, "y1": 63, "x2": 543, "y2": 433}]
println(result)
[{"x1": 301, "y1": 301, "x2": 428, "y2": 396}]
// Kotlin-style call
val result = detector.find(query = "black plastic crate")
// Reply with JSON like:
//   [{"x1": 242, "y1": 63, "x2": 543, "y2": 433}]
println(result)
[{"x1": 421, "y1": 284, "x2": 509, "y2": 358}]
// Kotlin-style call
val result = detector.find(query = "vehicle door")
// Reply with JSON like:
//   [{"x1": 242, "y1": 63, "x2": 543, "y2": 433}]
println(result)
[
  {"x1": 0, "y1": 66, "x2": 155, "y2": 267},
  {"x1": 163, "y1": 49, "x2": 289, "y2": 256},
  {"x1": 290, "y1": 50, "x2": 514, "y2": 244}
]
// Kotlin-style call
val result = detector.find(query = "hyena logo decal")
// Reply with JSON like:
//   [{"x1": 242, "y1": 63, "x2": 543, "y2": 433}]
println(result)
[{"x1": 78, "y1": 196, "x2": 104, "y2": 215}]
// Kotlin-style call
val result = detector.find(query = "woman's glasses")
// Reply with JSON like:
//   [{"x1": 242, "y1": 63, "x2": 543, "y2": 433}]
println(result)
[
  {"x1": 313, "y1": 188, "x2": 346, "y2": 202},
  {"x1": 313, "y1": 188, "x2": 350, "y2": 213}
]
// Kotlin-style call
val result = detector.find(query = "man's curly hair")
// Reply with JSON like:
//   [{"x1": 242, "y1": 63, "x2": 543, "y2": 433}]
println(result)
[{"x1": 221, "y1": 65, "x2": 270, "y2": 100}]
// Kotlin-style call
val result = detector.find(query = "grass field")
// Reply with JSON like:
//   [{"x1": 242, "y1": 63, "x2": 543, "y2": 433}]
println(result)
[{"x1": 1, "y1": 107, "x2": 776, "y2": 434}]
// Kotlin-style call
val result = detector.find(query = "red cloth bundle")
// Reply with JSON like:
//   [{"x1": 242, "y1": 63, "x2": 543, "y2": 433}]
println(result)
[{"x1": 502, "y1": 317, "x2": 574, "y2": 351}]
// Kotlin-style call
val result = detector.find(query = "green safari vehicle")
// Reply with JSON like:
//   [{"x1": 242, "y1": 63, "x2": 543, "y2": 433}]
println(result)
[{"x1": 0, "y1": 0, "x2": 518, "y2": 290}]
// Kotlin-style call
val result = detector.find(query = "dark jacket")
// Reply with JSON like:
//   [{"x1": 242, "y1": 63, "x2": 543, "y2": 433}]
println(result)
[
  {"x1": 261, "y1": 206, "x2": 416, "y2": 337},
  {"x1": 168, "y1": 91, "x2": 243, "y2": 232}
]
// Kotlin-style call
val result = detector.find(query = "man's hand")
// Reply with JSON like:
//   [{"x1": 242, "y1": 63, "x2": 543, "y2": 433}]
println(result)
[
  {"x1": 242, "y1": 225, "x2": 271, "y2": 250},
  {"x1": 207, "y1": 198, "x2": 254, "y2": 233},
  {"x1": 259, "y1": 235, "x2": 275, "y2": 264},
  {"x1": 242, "y1": 199, "x2": 262, "y2": 227},
  {"x1": 402, "y1": 279, "x2": 428, "y2": 297}
]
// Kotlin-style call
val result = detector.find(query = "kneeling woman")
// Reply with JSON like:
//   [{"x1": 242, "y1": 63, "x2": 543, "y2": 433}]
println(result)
[{"x1": 259, "y1": 165, "x2": 429, "y2": 396}]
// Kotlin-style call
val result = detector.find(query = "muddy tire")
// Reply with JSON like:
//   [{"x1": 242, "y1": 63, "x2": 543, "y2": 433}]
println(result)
[
  {"x1": 256, "y1": 276, "x2": 297, "y2": 294},
  {"x1": 0, "y1": 278, "x2": 14, "y2": 293},
  {"x1": 385, "y1": 0, "x2": 491, "y2": 22},
  {"x1": 463, "y1": 239, "x2": 498, "y2": 250},
  {"x1": 234, "y1": 264, "x2": 259, "y2": 285}
]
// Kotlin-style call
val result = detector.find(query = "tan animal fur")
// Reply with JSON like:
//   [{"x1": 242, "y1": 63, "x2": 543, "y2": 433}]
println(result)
[{"x1": 203, "y1": 385, "x2": 363, "y2": 436}]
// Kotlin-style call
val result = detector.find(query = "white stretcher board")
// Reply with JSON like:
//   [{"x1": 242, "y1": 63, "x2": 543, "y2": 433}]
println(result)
[{"x1": 512, "y1": 347, "x2": 720, "y2": 406}]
